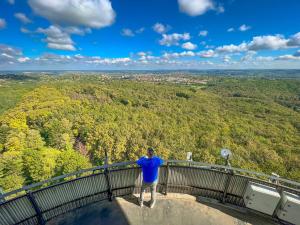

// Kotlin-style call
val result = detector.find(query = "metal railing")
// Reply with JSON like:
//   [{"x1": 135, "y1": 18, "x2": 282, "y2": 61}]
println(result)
[{"x1": 0, "y1": 160, "x2": 299, "y2": 225}]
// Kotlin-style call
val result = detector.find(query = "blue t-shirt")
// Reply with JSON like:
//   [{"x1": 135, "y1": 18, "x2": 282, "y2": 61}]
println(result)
[{"x1": 136, "y1": 156, "x2": 164, "y2": 183}]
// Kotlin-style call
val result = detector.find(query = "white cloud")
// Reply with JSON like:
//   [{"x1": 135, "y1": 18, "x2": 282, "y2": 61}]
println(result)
[
  {"x1": 178, "y1": 0, "x2": 223, "y2": 16},
  {"x1": 0, "y1": 18, "x2": 6, "y2": 29},
  {"x1": 121, "y1": 28, "x2": 135, "y2": 37},
  {"x1": 87, "y1": 57, "x2": 131, "y2": 64},
  {"x1": 1, "y1": 53, "x2": 14, "y2": 59},
  {"x1": 20, "y1": 27, "x2": 31, "y2": 33},
  {"x1": 0, "y1": 44, "x2": 22, "y2": 56},
  {"x1": 64, "y1": 27, "x2": 91, "y2": 35},
  {"x1": 47, "y1": 43, "x2": 75, "y2": 51},
  {"x1": 0, "y1": 44, "x2": 23, "y2": 64},
  {"x1": 205, "y1": 44, "x2": 215, "y2": 49},
  {"x1": 1, "y1": 49, "x2": 300, "y2": 70},
  {"x1": 182, "y1": 42, "x2": 197, "y2": 50},
  {"x1": 199, "y1": 30, "x2": 208, "y2": 37},
  {"x1": 275, "y1": 55, "x2": 300, "y2": 61},
  {"x1": 223, "y1": 55, "x2": 231, "y2": 63},
  {"x1": 288, "y1": 32, "x2": 300, "y2": 46},
  {"x1": 198, "y1": 49, "x2": 216, "y2": 58},
  {"x1": 37, "y1": 25, "x2": 76, "y2": 51},
  {"x1": 239, "y1": 24, "x2": 251, "y2": 32},
  {"x1": 256, "y1": 56, "x2": 274, "y2": 62},
  {"x1": 17, "y1": 57, "x2": 30, "y2": 63},
  {"x1": 248, "y1": 35, "x2": 288, "y2": 51},
  {"x1": 216, "y1": 5, "x2": 225, "y2": 13},
  {"x1": 121, "y1": 28, "x2": 144, "y2": 37},
  {"x1": 135, "y1": 27, "x2": 145, "y2": 34},
  {"x1": 137, "y1": 52, "x2": 147, "y2": 57},
  {"x1": 227, "y1": 27, "x2": 234, "y2": 32},
  {"x1": 216, "y1": 43, "x2": 248, "y2": 53},
  {"x1": 35, "y1": 53, "x2": 73, "y2": 63},
  {"x1": 214, "y1": 32, "x2": 300, "y2": 55},
  {"x1": 294, "y1": 50, "x2": 300, "y2": 57},
  {"x1": 7, "y1": 0, "x2": 14, "y2": 4},
  {"x1": 136, "y1": 52, "x2": 159, "y2": 63},
  {"x1": 14, "y1": 13, "x2": 32, "y2": 24},
  {"x1": 163, "y1": 51, "x2": 196, "y2": 59},
  {"x1": 159, "y1": 33, "x2": 190, "y2": 46},
  {"x1": 28, "y1": 0, "x2": 116, "y2": 28},
  {"x1": 162, "y1": 52, "x2": 177, "y2": 59},
  {"x1": 241, "y1": 51, "x2": 257, "y2": 61},
  {"x1": 153, "y1": 23, "x2": 170, "y2": 34},
  {"x1": 74, "y1": 54, "x2": 84, "y2": 59},
  {"x1": 179, "y1": 51, "x2": 196, "y2": 57}
]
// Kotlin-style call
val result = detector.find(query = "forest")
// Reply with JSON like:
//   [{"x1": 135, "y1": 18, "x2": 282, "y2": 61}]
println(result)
[{"x1": 0, "y1": 73, "x2": 299, "y2": 193}]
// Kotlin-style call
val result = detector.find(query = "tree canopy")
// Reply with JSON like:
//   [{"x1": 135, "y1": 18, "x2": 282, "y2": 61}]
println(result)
[{"x1": 0, "y1": 74, "x2": 299, "y2": 192}]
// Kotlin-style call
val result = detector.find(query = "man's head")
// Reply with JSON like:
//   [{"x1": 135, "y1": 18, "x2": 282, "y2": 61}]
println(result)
[{"x1": 147, "y1": 147, "x2": 154, "y2": 158}]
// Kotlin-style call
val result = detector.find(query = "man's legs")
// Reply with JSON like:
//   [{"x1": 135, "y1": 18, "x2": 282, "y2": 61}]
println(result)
[
  {"x1": 149, "y1": 182, "x2": 157, "y2": 208},
  {"x1": 139, "y1": 181, "x2": 157, "y2": 208},
  {"x1": 139, "y1": 182, "x2": 147, "y2": 206}
]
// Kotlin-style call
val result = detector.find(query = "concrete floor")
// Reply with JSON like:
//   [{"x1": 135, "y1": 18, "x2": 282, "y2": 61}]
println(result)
[{"x1": 47, "y1": 194, "x2": 279, "y2": 225}]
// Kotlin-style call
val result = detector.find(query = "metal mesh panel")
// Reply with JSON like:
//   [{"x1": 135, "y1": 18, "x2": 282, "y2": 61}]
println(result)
[
  {"x1": 42, "y1": 192, "x2": 108, "y2": 221},
  {"x1": 33, "y1": 173, "x2": 107, "y2": 213},
  {"x1": 0, "y1": 196, "x2": 37, "y2": 225},
  {"x1": 18, "y1": 217, "x2": 39, "y2": 225},
  {"x1": 109, "y1": 168, "x2": 141, "y2": 190},
  {"x1": 112, "y1": 187, "x2": 136, "y2": 197},
  {"x1": 165, "y1": 166, "x2": 229, "y2": 201},
  {"x1": 226, "y1": 175, "x2": 248, "y2": 197},
  {"x1": 158, "y1": 166, "x2": 167, "y2": 185},
  {"x1": 168, "y1": 166, "x2": 228, "y2": 191}
]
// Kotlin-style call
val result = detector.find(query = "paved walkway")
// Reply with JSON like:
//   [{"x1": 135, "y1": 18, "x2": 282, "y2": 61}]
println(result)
[{"x1": 47, "y1": 194, "x2": 279, "y2": 225}]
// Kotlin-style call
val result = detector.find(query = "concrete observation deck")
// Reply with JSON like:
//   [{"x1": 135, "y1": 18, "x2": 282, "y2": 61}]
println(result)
[{"x1": 47, "y1": 194, "x2": 278, "y2": 225}]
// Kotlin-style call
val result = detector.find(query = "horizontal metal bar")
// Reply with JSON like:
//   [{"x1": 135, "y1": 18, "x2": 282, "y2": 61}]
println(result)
[
  {"x1": 2, "y1": 160, "x2": 300, "y2": 199},
  {"x1": 2, "y1": 162, "x2": 136, "y2": 198},
  {"x1": 167, "y1": 160, "x2": 300, "y2": 188}
]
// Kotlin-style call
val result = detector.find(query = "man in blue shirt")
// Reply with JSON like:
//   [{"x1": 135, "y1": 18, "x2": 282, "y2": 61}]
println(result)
[{"x1": 136, "y1": 147, "x2": 164, "y2": 208}]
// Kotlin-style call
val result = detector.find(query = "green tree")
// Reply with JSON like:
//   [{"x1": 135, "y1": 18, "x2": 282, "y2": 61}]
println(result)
[
  {"x1": 44, "y1": 118, "x2": 74, "y2": 150},
  {"x1": 55, "y1": 149, "x2": 91, "y2": 175},
  {"x1": 26, "y1": 129, "x2": 45, "y2": 150},
  {"x1": 4, "y1": 130, "x2": 26, "y2": 151},
  {"x1": 23, "y1": 148, "x2": 60, "y2": 183},
  {"x1": 0, "y1": 151, "x2": 24, "y2": 191}
]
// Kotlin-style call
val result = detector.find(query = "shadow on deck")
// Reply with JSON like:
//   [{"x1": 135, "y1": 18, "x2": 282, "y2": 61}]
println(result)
[{"x1": 46, "y1": 193, "x2": 279, "y2": 225}]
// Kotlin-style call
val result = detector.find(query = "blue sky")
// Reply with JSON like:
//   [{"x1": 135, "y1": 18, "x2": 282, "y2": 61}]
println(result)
[{"x1": 0, "y1": 0, "x2": 300, "y2": 70}]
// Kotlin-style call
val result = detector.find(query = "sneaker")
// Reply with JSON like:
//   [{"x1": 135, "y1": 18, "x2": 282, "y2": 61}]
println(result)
[
  {"x1": 138, "y1": 198, "x2": 143, "y2": 207},
  {"x1": 149, "y1": 201, "x2": 156, "y2": 209}
]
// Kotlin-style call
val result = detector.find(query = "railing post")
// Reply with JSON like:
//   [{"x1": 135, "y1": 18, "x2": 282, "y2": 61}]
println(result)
[
  {"x1": 222, "y1": 170, "x2": 234, "y2": 203},
  {"x1": 165, "y1": 162, "x2": 170, "y2": 195},
  {"x1": 0, "y1": 187, "x2": 5, "y2": 203},
  {"x1": 104, "y1": 166, "x2": 113, "y2": 201},
  {"x1": 26, "y1": 191, "x2": 46, "y2": 225},
  {"x1": 103, "y1": 150, "x2": 113, "y2": 201}
]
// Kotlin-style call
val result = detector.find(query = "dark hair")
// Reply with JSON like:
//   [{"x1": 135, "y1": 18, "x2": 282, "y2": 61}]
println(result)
[{"x1": 147, "y1": 147, "x2": 154, "y2": 155}]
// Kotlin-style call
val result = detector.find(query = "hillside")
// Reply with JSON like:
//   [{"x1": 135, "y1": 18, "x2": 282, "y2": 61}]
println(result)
[{"x1": 0, "y1": 74, "x2": 299, "y2": 192}]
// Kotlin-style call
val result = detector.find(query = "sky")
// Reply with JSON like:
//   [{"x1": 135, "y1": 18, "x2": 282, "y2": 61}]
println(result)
[{"x1": 0, "y1": 0, "x2": 300, "y2": 70}]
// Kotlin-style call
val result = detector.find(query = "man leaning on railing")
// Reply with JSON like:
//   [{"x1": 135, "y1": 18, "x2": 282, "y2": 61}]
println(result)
[{"x1": 136, "y1": 147, "x2": 164, "y2": 208}]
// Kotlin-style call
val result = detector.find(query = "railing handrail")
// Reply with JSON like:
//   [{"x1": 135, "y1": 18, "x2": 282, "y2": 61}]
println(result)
[
  {"x1": 1, "y1": 160, "x2": 300, "y2": 199},
  {"x1": 1, "y1": 161, "x2": 136, "y2": 198},
  {"x1": 167, "y1": 160, "x2": 300, "y2": 187}
]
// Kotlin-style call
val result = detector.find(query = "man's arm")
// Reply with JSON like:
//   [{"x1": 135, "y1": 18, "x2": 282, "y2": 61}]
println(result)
[
  {"x1": 157, "y1": 157, "x2": 164, "y2": 166},
  {"x1": 136, "y1": 157, "x2": 145, "y2": 166}
]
